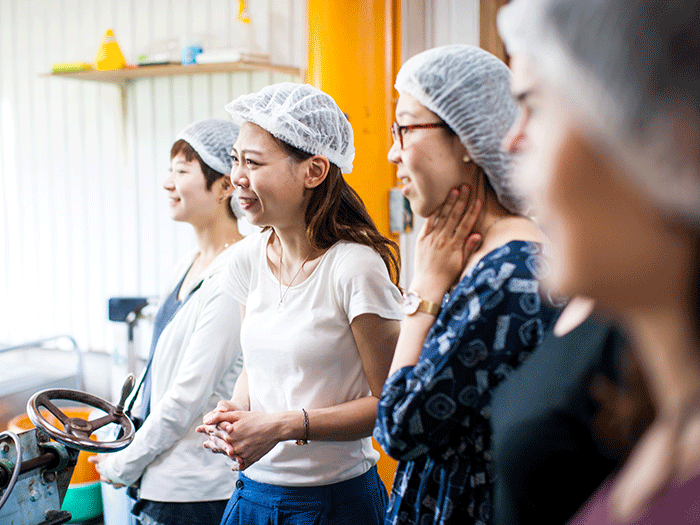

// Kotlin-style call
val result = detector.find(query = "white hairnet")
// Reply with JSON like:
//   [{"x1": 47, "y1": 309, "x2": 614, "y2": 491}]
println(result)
[
  {"x1": 395, "y1": 45, "x2": 525, "y2": 214},
  {"x1": 176, "y1": 118, "x2": 241, "y2": 217},
  {"x1": 225, "y1": 82, "x2": 355, "y2": 174},
  {"x1": 176, "y1": 118, "x2": 240, "y2": 176},
  {"x1": 498, "y1": 0, "x2": 700, "y2": 226}
]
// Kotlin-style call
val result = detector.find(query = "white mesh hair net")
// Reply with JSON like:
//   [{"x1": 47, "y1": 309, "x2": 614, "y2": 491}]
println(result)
[
  {"x1": 395, "y1": 45, "x2": 526, "y2": 214},
  {"x1": 176, "y1": 118, "x2": 241, "y2": 217},
  {"x1": 225, "y1": 82, "x2": 355, "y2": 174},
  {"x1": 177, "y1": 118, "x2": 240, "y2": 176},
  {"x1": 498, "y1": 0, "x2": 700, "y2": 225}
]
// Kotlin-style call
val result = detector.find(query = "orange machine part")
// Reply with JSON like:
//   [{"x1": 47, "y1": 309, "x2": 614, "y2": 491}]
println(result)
[{"x1": 8, "y1": 408, "x2": 101, "y2": 484}]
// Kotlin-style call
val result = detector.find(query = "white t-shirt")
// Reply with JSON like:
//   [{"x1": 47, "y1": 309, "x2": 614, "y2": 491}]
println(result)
[{"x1": 225, "y1": 230, "x2": 402, "y2": 486}]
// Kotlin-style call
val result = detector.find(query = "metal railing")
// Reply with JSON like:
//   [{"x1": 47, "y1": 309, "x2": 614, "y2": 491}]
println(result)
[{"x1": 0, "y1": 335, "x2": 84, "y2": 391}]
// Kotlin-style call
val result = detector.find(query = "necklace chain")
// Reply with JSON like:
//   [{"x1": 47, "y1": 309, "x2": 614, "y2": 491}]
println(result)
[
  {"x1": 192, "y1": 241, "x2": 235, "y2": 278},
  {"x1": 278, "y1": 249, "x2": 312, "y2": 308},
  {"x1": 195, "y1": 240, "x2": 233, "y2": 263},
  {"x1": 183, "y1": 241, "x2": 234, "y2": 300}
]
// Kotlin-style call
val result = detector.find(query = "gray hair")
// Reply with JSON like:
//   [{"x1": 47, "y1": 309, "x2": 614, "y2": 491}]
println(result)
[{"x1": 499, "y1": 0, "x2": 700, "y2": 225}]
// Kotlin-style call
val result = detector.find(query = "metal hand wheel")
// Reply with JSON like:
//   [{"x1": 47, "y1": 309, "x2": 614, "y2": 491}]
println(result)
[
  {"x1": 0, "y1": 431, "x2": 21, "y2": 510},
  {"x1": 26, "y1": 374, "x2": 136, "y2": 453}
]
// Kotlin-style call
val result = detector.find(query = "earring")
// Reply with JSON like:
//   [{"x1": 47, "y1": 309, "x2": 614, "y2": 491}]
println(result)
[{"x1": 463, "y1": 154, "x2": 471, "y2": 163}]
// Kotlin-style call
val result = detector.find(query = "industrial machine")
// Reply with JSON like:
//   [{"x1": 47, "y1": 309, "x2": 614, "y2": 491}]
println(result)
[{"x1": 0, "y1": 376, "x2": 135, "y2": 525}]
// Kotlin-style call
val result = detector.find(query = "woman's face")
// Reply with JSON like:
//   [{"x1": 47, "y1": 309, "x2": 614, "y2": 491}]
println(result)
[
  {"x1": 230, "y1": 122, "x2": 308, "y2": 229},
  {"x1": 504, "y1": 54, "x2": 675, "y2": 308},
  {"x1": 164, "y1": 153, "x2": 224, "y2": 225},
  {"x1": 388, "y1": 92, "x2": 473, "y2": 217}
]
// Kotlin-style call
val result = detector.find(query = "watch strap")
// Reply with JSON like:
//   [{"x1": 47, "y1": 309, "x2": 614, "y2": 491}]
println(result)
[{"x1": 409, "y1": 291, "x2": 441, "y2": 316}]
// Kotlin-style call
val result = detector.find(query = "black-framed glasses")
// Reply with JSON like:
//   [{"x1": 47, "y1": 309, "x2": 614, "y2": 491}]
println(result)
[{"x1": 391, "y1": 121, "x2": 450, "y2": 149}]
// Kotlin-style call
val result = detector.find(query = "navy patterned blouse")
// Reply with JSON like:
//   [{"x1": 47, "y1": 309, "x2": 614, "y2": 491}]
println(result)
[{"x1": 374, "y1": 241, "x2": 559, "y2": 525}]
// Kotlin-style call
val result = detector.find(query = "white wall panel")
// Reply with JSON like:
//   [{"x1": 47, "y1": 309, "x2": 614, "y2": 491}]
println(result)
[
  {"x1": 403, "y1": 0, "x2": 479, "y2": 61},
  {"x1": 0, "y1": 0, "x2": 304, "y2": 352}
]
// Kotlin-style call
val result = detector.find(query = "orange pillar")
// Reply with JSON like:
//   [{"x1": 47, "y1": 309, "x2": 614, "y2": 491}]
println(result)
[
  {"x1": 307, "y1": 0, "x2": 401, "y2": 239},
  {"x1": 307, "y1": 0, "x2": 401, "y2": 491}
]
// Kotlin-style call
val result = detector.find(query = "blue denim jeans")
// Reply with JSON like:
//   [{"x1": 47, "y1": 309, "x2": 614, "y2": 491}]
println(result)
[{"x1": 220, "y1": 466, "x2": 388, "y2": 525}]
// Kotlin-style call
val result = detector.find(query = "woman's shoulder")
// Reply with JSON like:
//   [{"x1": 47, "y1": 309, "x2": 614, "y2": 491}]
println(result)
[
  {"x1": 173, "y1": 247, "x2": 199, "y2": 269},
  {"x1": 323, "y1": 241, "x2": 389, "y2": 284},
  {"x1": 469, "y1": 240, "x2": 546, "y2": 279},
  {"x1": 446, "y1": 241, "x2": 554, "y2": 314},
  {"x1": 225, "y1": 230, "x2": 270, "y2": 265},
  {"x1": 324, "y1": 240, "x2": 383, "y2": 264},
  {"x1": 235, "y1": 229, "x2": 270, "y2": 250},
  {"x1": 166, "y1": 248, "x2": 199, "y2": 287}
]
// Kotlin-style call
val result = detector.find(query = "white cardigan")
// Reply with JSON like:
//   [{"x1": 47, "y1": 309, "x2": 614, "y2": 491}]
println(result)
[{"x1": 99, "y1": 246, "x2": 243, "y2": 501}]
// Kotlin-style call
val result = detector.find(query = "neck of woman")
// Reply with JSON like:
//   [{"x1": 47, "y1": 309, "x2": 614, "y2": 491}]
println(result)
[
  {"x1": 472, "y1": 187, "x2": 513, "y2": 239},
  {"x1": 623, "y1": 234, "x2": 700, "y2": 414},
  {"x1": 460, "y1": 180, "x2": 546, "y2": 279},
  {"x1": 193, "y1": 217, "x2": 243, "y2": 264},
  {"x1": 625, "y1": 290, "x2": 700, "y2": 415},
  {"x1": 470, "y1": 183, "x2": 544, "y2": 250},
  {"x1": 270, "y1": 226, "x2": 317, "y2": 268}
]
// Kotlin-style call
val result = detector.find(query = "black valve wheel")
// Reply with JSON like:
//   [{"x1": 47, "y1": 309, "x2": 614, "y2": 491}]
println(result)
[{"x1": 27, "y1": 389, "x2": 134, "y2": 453}]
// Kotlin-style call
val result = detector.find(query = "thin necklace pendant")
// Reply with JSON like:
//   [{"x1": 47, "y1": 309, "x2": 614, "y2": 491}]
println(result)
[{"x1": 277, "y1": 248, "x2": 313, "y2": 310}]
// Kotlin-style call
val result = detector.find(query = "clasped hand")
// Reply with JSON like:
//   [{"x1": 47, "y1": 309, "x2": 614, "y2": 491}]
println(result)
[{"x1": 196, "y1": 400, "x2": 281, "y2": 471}]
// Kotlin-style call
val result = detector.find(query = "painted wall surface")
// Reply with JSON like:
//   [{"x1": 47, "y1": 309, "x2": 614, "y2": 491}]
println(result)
[{"x1": 0, "y1": 0, "x2": 304, "y2": 351}]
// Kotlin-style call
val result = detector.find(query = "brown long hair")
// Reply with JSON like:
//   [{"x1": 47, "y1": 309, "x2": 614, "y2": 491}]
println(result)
[{"x1": 273, "y1": 138, "x2": 401, "y2": 287}]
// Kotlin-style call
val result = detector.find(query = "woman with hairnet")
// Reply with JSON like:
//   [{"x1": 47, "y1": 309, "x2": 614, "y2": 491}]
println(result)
[
  {"x1": 373, "y1": 45, "x2": 558, "y2": 525},
  {"x1": 196, "y1": 82, "x2": 402, "y2": 524},
  {"x1": 90, "y1": 119, "x2": 245, "y2": 525},
  {"x1": 499, "y1": 0, "x2": 700, "y2": 523}
]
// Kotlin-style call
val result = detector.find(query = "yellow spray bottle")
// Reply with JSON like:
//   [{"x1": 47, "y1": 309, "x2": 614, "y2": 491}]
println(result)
[{"x1": 95, "y1": 29, "x2": 126, "y2": 71}]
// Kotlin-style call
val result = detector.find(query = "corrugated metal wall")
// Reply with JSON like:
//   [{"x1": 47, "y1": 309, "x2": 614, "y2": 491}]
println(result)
[
  {"x1": 0, "y1": 0, "x2": 478, "y2": 353},
  {"x1": 0, "y1": 0, "x2": 304, "y2": 351}
]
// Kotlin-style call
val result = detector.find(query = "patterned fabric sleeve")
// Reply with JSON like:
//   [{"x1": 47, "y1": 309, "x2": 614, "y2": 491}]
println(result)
[{"x1": 375, "y1": 242, "x2": 552, "y2": 462}]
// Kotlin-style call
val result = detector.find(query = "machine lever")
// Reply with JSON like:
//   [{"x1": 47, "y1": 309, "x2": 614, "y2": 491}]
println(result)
[
  {"x1": 114, "y1": 373, "x2": 135, "y2": 416},
  {"x1": 39, "y1": 510, "x2": 72, "y2": 525}
]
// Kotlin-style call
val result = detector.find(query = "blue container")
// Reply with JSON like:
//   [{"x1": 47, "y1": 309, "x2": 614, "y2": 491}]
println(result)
[{"x1": 181, "y1": 45, "x2": 203, "y2": 65}]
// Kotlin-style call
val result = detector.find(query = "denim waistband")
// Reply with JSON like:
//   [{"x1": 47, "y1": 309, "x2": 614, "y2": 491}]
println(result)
[{"x1": 235, "y1": 466, "x2": 379, "y2": 504}]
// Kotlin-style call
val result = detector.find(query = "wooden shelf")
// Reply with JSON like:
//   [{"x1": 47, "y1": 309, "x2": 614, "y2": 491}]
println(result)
[
  {"x1": 47, "y1": 60, "x2": 304, "y2": 85},
  {"x1": 45, "y1": 60, "x2": 304, "y2": 167}
]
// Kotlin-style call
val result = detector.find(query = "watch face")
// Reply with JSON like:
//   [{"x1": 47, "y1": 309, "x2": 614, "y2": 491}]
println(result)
[{"x1": 402, "y1": 292, "x2": 420, "y2": 315}]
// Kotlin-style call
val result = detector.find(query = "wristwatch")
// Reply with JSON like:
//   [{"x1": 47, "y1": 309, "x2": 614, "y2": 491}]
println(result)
[{"x1": 401, "y1": 291, "x2": 441, "y2": 317}]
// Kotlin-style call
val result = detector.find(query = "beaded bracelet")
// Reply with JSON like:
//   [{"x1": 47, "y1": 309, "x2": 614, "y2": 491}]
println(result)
[{"x1": 296, "y1": 408, "x2": 309, "y2": 445}]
